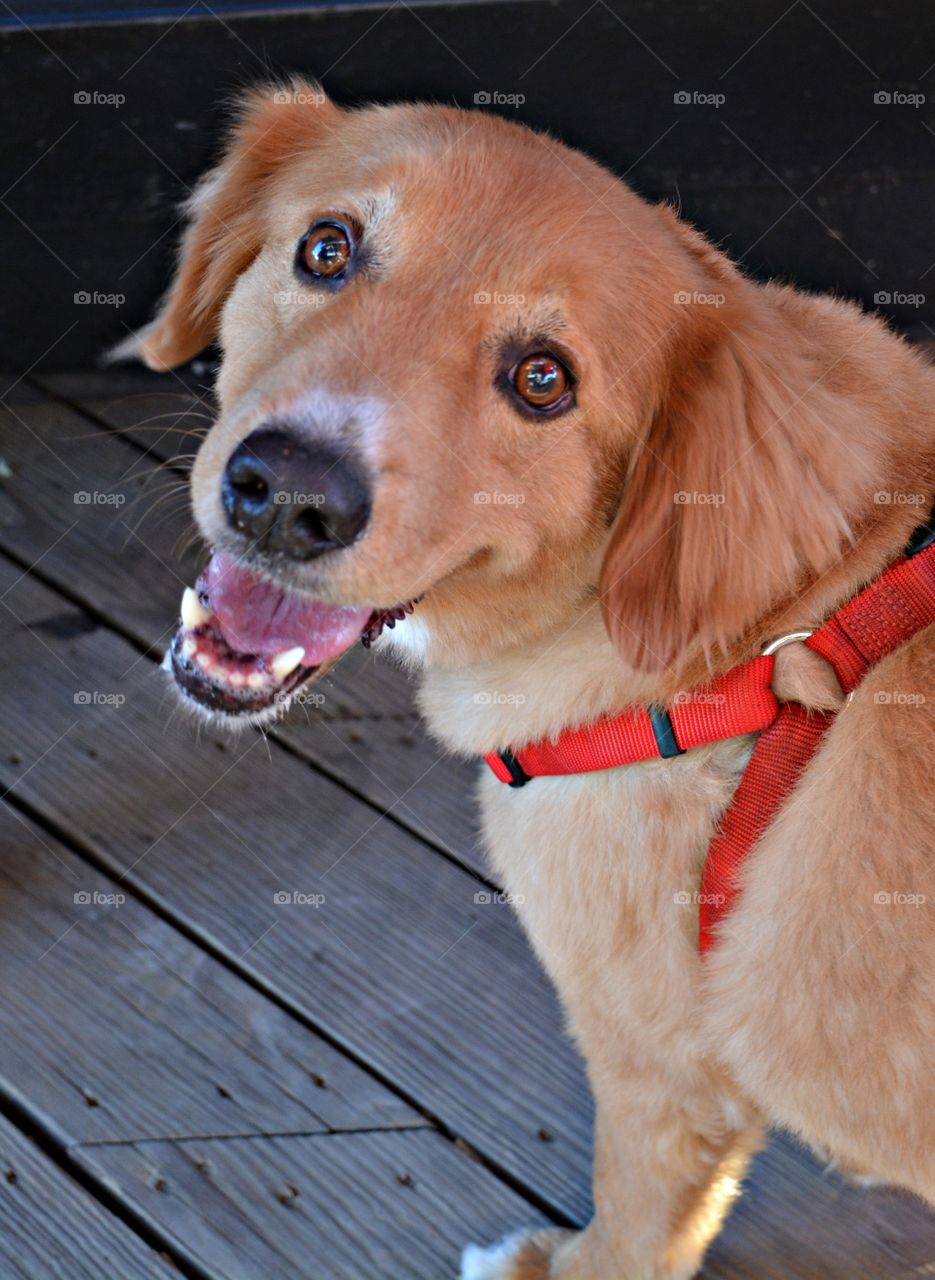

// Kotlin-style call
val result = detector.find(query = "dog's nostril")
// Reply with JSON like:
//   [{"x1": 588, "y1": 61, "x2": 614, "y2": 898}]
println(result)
[
  {"x1": 288, "y1": 508, "x2": 337, "y2": 553},
  {"x1": 229, "y1": 472, "x2": 269, "y2": 505}
]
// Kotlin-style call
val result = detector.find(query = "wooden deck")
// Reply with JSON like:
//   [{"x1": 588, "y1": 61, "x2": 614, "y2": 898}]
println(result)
[{"x1": 0, "y1": 366, "x2": 933, "y2": 1278}]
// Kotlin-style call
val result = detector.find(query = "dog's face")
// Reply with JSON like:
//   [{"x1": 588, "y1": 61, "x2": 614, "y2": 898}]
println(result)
[{"x1": 128, "y1": 82, "x2": 862, "y2": 724}]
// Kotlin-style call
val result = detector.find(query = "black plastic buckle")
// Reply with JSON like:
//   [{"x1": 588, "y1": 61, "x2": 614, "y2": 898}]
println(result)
[
  {"x1": 648, "y1": 706, "x2": 685, "y2": 759},
  {"x1": 497, "y1": 749, "x2": 531, "y2": 788}
]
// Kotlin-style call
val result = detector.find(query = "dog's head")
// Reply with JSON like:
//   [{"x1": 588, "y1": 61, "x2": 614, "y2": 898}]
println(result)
[{"x1": 123, "y1": 81, "x2": 870, "y2": 724}]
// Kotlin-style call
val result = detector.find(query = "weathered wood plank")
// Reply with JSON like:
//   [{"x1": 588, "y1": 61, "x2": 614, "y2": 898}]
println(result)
[
  {"x1": 85, "y1": 1129, "x2": 549, "y2": 1280},
  {"x1": 703, "y1": 1139, "x2": 935, "y2": 1279},
  {"x1": 0, "y1": 1112, "x2": 176, "y2": 1280},
  {"x1": 0, "y1": 397, "x2": 484, "y2": 873},
  {"x1": 0, "y1": 557, "x2": 594, "y2": 1221},
  {"x1": 0, "y1": 805, "x2": 417, "y2": 1144}
]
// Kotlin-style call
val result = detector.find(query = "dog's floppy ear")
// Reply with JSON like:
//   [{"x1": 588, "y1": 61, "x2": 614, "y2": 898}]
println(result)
[
  {"x1": 599, "y1": 280, "x2": 868, "y2": 674},
  {"x1": 111, "y1": 80, "x2": 340, "y2": 371}
]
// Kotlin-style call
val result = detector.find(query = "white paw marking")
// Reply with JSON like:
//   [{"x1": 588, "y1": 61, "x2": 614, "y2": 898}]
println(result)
[{"x1": 460, "y1": 1236, "x2": 520, "y2": 1280}]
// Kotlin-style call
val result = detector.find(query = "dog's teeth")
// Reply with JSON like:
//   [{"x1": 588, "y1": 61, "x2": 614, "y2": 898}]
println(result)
[
  {"x1": 181, "y1": 587, "x2": 211, "y2": 628},
  {"x1": 270, "y1": 646, "x2": 305, "y2": 679}
]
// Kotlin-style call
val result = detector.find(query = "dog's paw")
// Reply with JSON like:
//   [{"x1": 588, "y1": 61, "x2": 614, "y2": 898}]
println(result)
[{"x1": 461, "y1": 1229, "x2": 573, "y2": 1279}]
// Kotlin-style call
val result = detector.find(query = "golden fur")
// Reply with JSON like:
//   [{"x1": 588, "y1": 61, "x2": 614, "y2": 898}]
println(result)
[{"x1": 125, "y1": 81, "x2": 935, "y2": 1277}]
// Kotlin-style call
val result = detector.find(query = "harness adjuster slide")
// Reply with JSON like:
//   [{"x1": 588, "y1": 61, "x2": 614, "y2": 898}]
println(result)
[
  {"x1": 497, "y1": 748, "x2": 531, "y2": 788},
  {"x1": 647, "y1": 706, "x2": 684, "y2": 759}
]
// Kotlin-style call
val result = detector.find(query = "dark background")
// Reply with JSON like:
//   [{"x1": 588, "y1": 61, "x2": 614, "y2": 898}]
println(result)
[{"x1": 1, "y1": 0, "x2": 934, "y2": 370}]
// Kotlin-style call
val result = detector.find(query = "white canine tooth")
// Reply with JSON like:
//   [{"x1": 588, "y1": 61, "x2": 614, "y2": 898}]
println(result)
[
  {"x1": 181, "y1": 587, "x2": 211, "y2": 629},
  {"x1": 270, "y1": 646, "x2": 305, "y2": 680},
  {"x1": 181, "y1": 637, "x2": 197, "y2": 658},
  {"x1": 247, "y1": 672, "x2": 266, "y2": 690}
]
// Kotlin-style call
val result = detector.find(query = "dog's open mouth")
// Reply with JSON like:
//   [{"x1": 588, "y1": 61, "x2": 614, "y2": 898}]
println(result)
[{"x1": 168, "y1": 551, "x2": 416, "y2": 722}]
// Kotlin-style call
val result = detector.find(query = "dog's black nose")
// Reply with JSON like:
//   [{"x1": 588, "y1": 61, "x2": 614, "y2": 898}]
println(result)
[{"x1": 222, "y1": 427, "x2": 371, "y2": 559}]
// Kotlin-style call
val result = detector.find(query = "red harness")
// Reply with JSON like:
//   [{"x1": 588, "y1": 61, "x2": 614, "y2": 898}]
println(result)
[{"x1": 485, "y1": 517, "x2": 935, "y2": 953}]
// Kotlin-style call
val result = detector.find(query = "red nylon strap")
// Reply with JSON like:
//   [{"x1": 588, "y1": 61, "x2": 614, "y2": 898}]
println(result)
[
  {"x1": 484, "y1": 655, "x2": 778, "y2": 783},
  {"x1": 485, "y1": 534, "x2": 935, "y2": 954},
  {"x1": 697, "y1": 702, "x2": 834, "y2": 950},
  {"x1": 700, "y1": 540, "x2": 935, "y2": 951},
  {"x1": 805, "y1": 550, "x2": 935, "y2": 692}
]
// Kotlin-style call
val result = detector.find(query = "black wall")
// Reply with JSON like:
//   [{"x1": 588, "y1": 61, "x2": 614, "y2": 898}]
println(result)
[{"x1": 1, "y1": 0, "x2": 933, "y2": 370}]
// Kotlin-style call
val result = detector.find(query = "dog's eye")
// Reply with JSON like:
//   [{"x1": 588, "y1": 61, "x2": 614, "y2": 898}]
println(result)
[
  {"x1": 296, "y1": 220, "x2": 355, "y2": 281},
  {"x1": 512, "y1": 353, "x2": 571, "y2": 411}
]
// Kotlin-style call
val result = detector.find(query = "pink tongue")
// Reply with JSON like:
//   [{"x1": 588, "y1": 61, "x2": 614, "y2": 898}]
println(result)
[{"x1": 202, "y1": 553, "x2": 371, "y2": 663}]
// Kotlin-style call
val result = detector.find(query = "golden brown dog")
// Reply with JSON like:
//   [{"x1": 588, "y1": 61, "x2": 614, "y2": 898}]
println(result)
[{"x1": 121, "y1": 81, "x2": 935, "y2": 1277}]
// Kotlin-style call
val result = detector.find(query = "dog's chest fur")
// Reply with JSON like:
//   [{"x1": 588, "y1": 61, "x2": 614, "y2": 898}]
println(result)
[{"x1": 405, "y1": 613, "x2": 756, "y2": 1044}]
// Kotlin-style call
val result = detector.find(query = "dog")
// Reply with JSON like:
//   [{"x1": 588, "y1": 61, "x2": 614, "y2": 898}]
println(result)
[{"x1": 119, "y1": 81, "x2": 935, "y2": 1278}]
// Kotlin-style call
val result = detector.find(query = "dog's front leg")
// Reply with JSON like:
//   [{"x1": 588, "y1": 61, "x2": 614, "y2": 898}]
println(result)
[
  {"x1": 463, "y1": 752, "x2": 765, "y2": 1279},
  {"x1": 464, "y1": 1042, "x2": 762, "y2": 1280}
]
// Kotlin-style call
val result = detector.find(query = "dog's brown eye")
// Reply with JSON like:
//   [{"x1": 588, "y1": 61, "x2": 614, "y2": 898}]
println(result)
[
  {"x1": 513, "y1": 354, "x2": 570, "y2": 410},
  {"x1": 298, "y1": 221, "x2": 353, "y2": 279}
]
